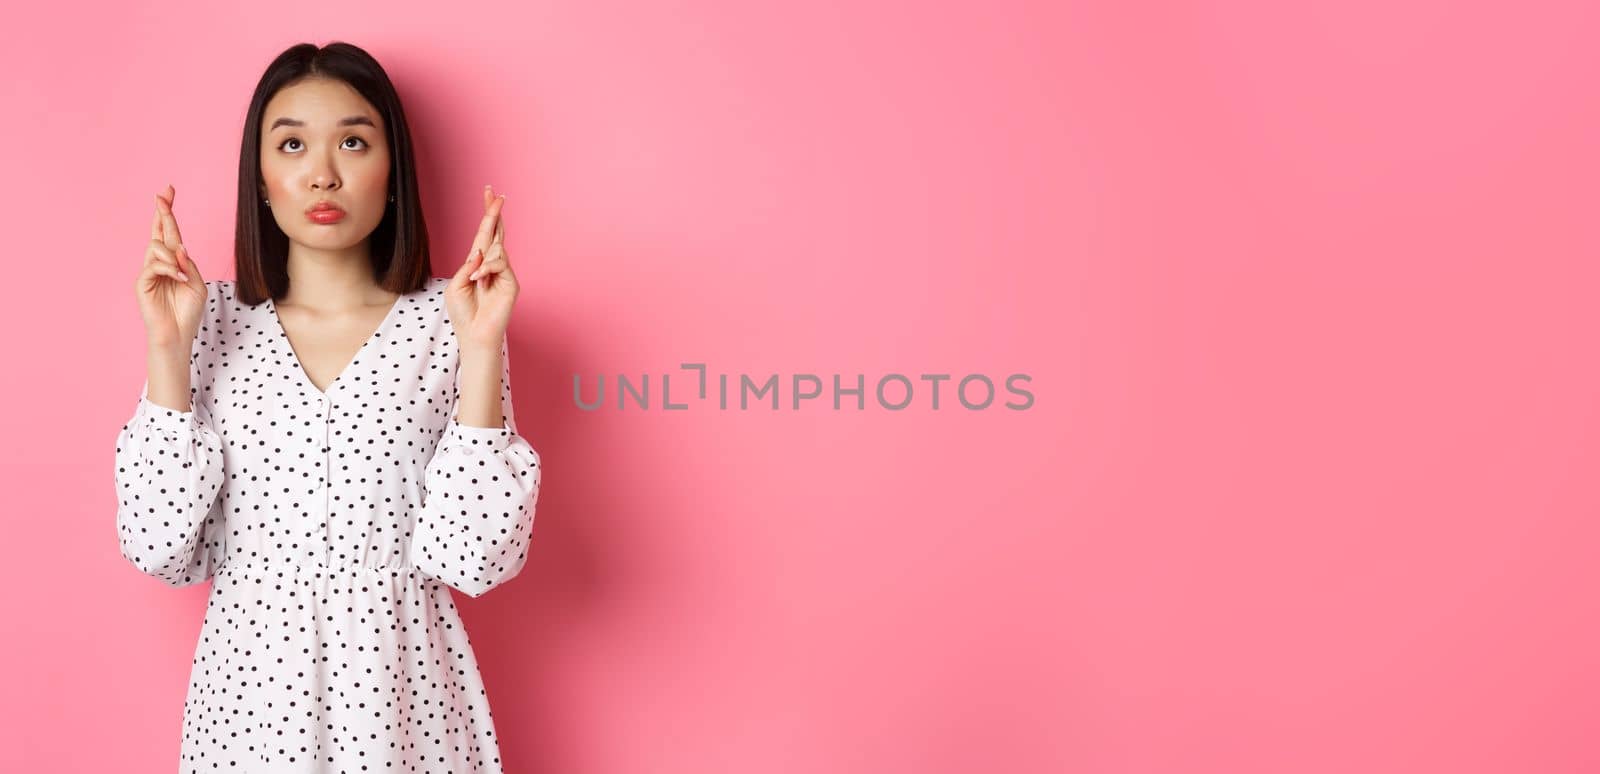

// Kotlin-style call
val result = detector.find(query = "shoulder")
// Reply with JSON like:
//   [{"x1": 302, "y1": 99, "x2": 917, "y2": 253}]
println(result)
[
  {"x1": 184, "y1": 280, "x2": 239, "y2": 393},
  {"x1": 196, "y1": 277, "x2": 445, "y2": 319},
  {"x1": 202, "y1": 279, "x2": 237, "y2": 308},
  {"x1": 197, "y1": 279, "x2": 237, "y2": 324},
  {"x1": 415, "y1": 276, "x2": 450, "y2": 317},
  {"x1": 196, "y1": 279, "x2": 244, "y2": 330},
  {"x1": 406, "y1": 276, "x2": 450, "y2": 311},
  {"x1": 192, "y1": 279, "x2": 262, "y2": 357}
]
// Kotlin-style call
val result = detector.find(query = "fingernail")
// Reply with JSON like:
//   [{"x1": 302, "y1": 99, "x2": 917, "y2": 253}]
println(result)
[{"x1": 178, "y1": 273, "x2": 189, "y2": 281}]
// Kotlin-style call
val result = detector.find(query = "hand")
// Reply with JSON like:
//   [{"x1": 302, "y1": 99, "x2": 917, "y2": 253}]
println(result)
[
  {"x1": 445, "y1": 184, "x2": 519, "y2": 350},
  {"x1": 136, "y1": 184, "x2": 207, "y2": 350}
]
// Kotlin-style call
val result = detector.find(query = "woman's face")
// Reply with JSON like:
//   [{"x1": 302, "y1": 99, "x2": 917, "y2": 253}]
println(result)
[{"x1": 259, "y1": 78, "x2": 391, "y2": 251}]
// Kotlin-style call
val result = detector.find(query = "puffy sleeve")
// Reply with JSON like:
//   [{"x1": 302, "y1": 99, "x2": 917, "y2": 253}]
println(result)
[
  {"x1": 113, "y1": 287, "x2": 226, "y2": 587},
  {"x1": 412, "y1": 335, "x2": 543, "y2": 598}
]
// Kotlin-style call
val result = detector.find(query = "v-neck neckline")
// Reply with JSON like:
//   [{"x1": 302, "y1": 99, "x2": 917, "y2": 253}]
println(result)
[{"x1": 266, "y1": 290, "x2": 408, "y2": 398}]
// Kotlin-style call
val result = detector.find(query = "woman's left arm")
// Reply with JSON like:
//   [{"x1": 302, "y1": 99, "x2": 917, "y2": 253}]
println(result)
[
  {"x1": 413, "y1": 334, "x2": 542, "y2": 598},
  {"x1": 412, "y1": 186, "x2": 543, "y2": 598}
]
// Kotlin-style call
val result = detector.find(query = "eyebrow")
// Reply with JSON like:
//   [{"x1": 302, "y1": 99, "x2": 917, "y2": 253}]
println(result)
[{"x1": 268, "y1": 115, "x2": 378, "y2": 131}]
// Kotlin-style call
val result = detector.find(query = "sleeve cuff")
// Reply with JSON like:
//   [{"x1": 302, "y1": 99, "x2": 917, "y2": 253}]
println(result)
[
  {"x1": 138, "y1": 396, "x2": 197, "y2": 440},
  {"x1": 442, "y1": 418, "x2": 515, "y2": 453}
]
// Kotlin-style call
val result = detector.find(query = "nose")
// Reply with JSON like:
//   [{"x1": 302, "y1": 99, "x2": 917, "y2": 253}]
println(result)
[{"x1": 309, "y1": 156, "x2": 341, "y2": 192}]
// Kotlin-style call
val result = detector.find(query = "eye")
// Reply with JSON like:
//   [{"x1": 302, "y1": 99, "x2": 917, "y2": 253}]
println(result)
[{"x1": 275, "y1": 136, "x2": 369, "y2": 152}]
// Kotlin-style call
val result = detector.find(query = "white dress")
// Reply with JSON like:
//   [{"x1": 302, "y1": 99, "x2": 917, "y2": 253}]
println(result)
[{"x1": 113, "y1": 277, "x2": 542, "y2": 773}]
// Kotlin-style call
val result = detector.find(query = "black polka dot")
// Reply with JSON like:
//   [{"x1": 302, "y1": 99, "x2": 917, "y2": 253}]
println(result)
[{"x1": 114, "y1": 277, "x2": 542, "y2": 771}]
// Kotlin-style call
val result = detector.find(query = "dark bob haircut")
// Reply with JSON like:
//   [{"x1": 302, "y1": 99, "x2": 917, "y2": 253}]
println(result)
[{"x1": 233, "y1": 41, "x2": 431, "y2": 306}]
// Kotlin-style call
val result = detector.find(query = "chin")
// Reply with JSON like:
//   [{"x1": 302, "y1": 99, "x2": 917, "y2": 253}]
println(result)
[{"x1": 292, "y1": 231, "x2": 362, "y2": 250}]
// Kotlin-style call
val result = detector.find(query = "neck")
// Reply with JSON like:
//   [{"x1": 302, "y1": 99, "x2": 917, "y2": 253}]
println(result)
[{"x1": 281, "y1": 239, "x2": 393, "y2": 309}]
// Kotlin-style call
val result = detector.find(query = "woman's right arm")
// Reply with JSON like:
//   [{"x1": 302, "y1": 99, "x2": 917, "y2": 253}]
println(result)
[
  {"x1": 114, "y1": 339, "x2": 226, "y2": 586},
  {"x1": 115, "y1": 185, "x2": 225, "y2": 587}
]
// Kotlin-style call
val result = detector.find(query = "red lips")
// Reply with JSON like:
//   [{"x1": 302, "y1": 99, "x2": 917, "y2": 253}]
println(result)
[{"x1": 306, "y1": 201, "x2": 346, "y2": 224}]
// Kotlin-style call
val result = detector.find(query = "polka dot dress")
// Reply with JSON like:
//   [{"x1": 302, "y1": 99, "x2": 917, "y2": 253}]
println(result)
[{"x1": 113, "y1": 277, "x2": 541, "y2": 773}]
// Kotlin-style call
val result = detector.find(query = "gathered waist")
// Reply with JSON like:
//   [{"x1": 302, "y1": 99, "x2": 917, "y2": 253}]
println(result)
[{"x1": 217, "y1": 559, "x2": 441, "y2": 585}]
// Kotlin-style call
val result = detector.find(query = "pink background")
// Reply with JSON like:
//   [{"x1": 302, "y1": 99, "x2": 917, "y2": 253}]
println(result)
[{"x1": 3, "y1": 1, "x2": 1599, "y2": 772}]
